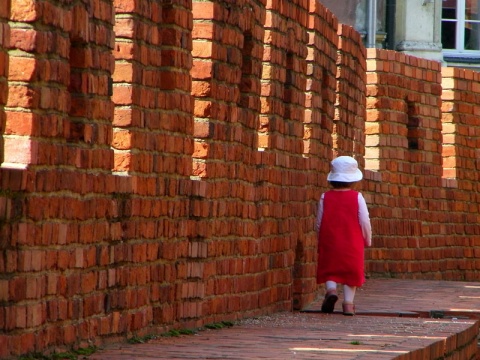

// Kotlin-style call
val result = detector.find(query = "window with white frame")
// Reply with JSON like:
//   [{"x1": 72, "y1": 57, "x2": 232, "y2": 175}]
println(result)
[{"x1": 442, "y1": 0, "x2": 480, "y2": 54}]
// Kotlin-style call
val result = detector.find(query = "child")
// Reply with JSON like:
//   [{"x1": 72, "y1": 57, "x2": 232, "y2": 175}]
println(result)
[{"x1": 315, "y1": 156, "x2": 372, "y2": 315}]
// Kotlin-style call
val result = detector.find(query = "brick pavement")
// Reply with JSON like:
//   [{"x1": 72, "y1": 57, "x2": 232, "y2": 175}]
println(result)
[{"x1": 90, "y1": 279, "x2": 480, "y2": 359}]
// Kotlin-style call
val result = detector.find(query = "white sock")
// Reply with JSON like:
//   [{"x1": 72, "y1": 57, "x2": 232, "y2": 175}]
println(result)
[
  {"x1": 343, "y1": 284, "x2": 356, "y2": 303},
  {"x1": 326, "y1": 281, "x2": 337, "y2": 292}
]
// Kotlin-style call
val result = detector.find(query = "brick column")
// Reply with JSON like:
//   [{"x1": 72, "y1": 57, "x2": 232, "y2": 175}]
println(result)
[{"x1": 4, "y1": 0, "x2": 114, "y2": 170}]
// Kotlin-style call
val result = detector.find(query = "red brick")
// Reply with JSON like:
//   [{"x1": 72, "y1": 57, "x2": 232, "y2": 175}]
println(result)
[
  {"x1": 114, "y1": 17, "x2": 135, "y2": 39},
  {"x1": 192, "y1": 2, "x2": 215, "y2": 19},
  {"x1": 192, "y1": 40, "x2": 212, "y2": 58},
  {"x1": 114, "y1": 0, "x2": 136, "y2": 13},
  {"x1": 192, "y1": 22, "x2": 214, "y2": 39},
  {"x1": 192, "y1": 141, "x2": 209, "y2": 159},
  {"x1": 112, "y1": 129, "x2": 132, "y2": 150},
  {"x1": 5, "y1": 111, "x2": 35, "y2": 136},
  {"x1": 193, "y1": 121, "x2": 211, "y2": 138},
  {"x1": 113, "y1": 62, "x2": 134, "y2": 82},
  {"x1": 112, "y1": 85, "x2": 133, "y2": 105},
  {"x1": 113, "y1": 152, "x2": 132, "y2": 171},
  {"x1": 0, "y1": 335, "x2": 8, "y2": 358},
  {"x1": 8, "y1": 57, "x2": 38, "y2": 81},
  {"x1": 191, "y1": 60, "x2": 213, "y2": 80},
  {"x1": 6, "y1": 85, "x2": 39, "y2": 108},
  {"x1": 193, "y1": 100, "x2": 211, "y2": 117},
  {"x1": 3, "y1": 137, "x2": 37, "y2": 165},
  {"x1": 11, "y1": 0, "x2": 38, "y2": 21},
  {"x1": 70, "y1": 4, "x2": 89, "y2": 42}
]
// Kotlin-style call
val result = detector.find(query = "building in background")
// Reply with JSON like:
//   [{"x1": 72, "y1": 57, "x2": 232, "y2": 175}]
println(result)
[{"x1": 321, "y1": 0, "x2": 480, "y2": 70}]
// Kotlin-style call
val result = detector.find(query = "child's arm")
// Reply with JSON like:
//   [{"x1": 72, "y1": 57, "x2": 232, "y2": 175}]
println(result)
[
  {"x1": 315, "y1": 193, "x2": 325, "y2": 232},
  {"x1": 358, "y1": 193, "x2": 372, "y2": 247}
]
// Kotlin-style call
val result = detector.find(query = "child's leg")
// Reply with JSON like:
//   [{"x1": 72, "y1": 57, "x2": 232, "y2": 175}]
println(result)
[
  {"x1": 343, "y1": 284, "x2": 356, "y2": 303},
  {"x1": 342, "y1": 284, "x2": 356, "y2": 316},
  {"x1": 321, "y1": 281, "x2": 338, "y2": 313}
]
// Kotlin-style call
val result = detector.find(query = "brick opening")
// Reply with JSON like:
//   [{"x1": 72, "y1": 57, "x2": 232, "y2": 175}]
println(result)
[
  {"x1": 284, "y1": 51, "x2": 294, "y2": 105},
  {"x1": 68, "y1": 40, "x2": 88, "y2": 143},
  {"x1": 239, "y1": 31, "x2": 259, "y2": 149},
  {"x1": 406, "y1": 100, "x2": 420, "y2": 151}
]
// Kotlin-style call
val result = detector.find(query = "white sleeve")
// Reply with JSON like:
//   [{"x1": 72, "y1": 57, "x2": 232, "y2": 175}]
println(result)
[
  {"x1": 315, "y1": 193, "x2": 325, "y2": 232},
  {"x1": 358, "y1": 193, "x2": 372, "y2": 247}
]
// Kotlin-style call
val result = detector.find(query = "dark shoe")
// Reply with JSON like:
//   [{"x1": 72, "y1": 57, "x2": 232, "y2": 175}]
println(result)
[
  {"x1": 342, "y1": 302, "x2": 355, "y2": 316},
  {"x1": 321, "y1": 290, "x2": 338, "y2": 313}
]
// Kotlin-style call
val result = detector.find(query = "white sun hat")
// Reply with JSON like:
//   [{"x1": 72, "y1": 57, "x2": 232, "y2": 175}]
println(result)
[{"x1": 327, "y1": 156, "x2": 363, "y2": 182}]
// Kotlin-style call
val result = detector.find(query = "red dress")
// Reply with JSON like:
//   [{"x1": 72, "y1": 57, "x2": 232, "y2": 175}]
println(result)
[{"x1": 317, "y1": 190, "x2": 365, "y2": 287}]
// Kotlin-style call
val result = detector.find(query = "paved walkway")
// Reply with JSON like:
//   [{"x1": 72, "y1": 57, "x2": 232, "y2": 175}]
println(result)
[{"x1": 90, "y1": 279, "x2": 480, "y2": 359}]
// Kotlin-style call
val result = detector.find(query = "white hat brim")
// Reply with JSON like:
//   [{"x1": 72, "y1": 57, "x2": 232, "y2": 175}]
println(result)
[{"x1": 327, "y1": 169, "x2": 363, "y2": 182}]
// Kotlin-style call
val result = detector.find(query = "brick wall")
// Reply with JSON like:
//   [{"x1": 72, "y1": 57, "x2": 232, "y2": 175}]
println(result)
[
  {"x1": 334, "y1": 24, "x2": 366, "y2": 160},
  {"x1": 0, "y1": 0, "x2": 8, "y2": 165},
  {"x1": 364, "y1": 49, "x2": 480, "y2": 280},
  {"x1": 364, "y1": 48, "x2": 443, "y2": 277},
  {"x1": 438, "y1": 67, "x2": 480, "y2": 277},
  {"x1": 0, "y1": 0, "x2": 480, "y2": 358}
]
